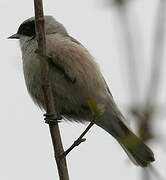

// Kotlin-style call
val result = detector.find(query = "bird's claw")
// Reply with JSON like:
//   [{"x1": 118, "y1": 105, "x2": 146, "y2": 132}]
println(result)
[{"x1": 44, "y1": 113, "x2": 62, "y2": 124}]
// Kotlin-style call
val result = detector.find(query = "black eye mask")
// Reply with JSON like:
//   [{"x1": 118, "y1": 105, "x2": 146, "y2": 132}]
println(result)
[{"x1": 17, "y1": 20, "x2": 36, "y2": 37}]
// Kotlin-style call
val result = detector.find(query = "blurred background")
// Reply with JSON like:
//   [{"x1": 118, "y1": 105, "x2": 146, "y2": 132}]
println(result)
[{"x1": 0, "y1": 0, "x2": 166, "y2": 179}]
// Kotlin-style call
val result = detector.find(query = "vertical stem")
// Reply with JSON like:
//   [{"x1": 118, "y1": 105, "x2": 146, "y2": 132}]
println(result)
[
  {"x1": 34, "y1": 0, "x2": 69, "y2": 179},
  {"x1": 142, "y1": 1, "x2": 166, "y2": 179},
  {"x1": 146, "y1": 0, "x2": 166, "y2": 105},
  {"x1": 116, "y1": 4, "x2": 141, "y2": 105},
  {"x1": 49, "y1": 125, "x2": 69, "y2": 180}
]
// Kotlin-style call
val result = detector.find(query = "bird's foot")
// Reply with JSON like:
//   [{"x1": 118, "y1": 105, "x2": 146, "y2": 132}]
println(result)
[{"x1": 44, "y1": 113, "x2": 62, "y2": 125}]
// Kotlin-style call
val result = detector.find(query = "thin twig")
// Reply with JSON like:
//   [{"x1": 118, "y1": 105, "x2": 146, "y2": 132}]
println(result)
[
  {"x1": 61, "y1": 120, "x2": 95, "y2": 158},
  {"x1": 33, "y1": 1, "x2": 69, "y2": 179}
]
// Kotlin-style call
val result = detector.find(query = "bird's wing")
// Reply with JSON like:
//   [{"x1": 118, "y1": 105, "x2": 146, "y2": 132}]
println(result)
[
  {"x1": 67, "y1": 35, "x2": 113, "y2": 96},
  {"x1": 46, "y1": 34, "x2": 107, "y2": 94}
]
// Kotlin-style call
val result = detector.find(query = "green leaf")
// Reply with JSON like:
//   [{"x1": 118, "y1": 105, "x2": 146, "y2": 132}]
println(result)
[
  {"x1": 35, "y1": 49, "x2": 50, "y2": 62},
  {"x1": 88, "y1": 98, "x2": 105, "y2": 118},
  {"x1": 34, "y1": 49, "x2": 41, "y2": 54}
]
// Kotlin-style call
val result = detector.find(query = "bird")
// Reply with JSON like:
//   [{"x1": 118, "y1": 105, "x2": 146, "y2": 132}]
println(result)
[{"x1": 8, "y1": 16, "x2": 155, "y2": 167}]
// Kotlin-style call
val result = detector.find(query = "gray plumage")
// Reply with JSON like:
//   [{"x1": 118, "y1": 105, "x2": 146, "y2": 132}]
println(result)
[{"x1": 9, "y1": 16, "x2": 155, "y2": 167}]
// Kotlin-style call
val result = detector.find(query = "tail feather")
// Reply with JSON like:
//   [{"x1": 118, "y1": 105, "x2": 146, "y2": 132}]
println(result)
[
  {"x1": 96, "y1": 108, "x2": 155, "y2": 167},
  {"x1": 118, "y1": 131, "x2": 155, "y2": 167}
]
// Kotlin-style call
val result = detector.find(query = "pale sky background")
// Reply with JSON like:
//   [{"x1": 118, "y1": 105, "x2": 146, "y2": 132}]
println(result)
[{"x1": 1, "y1": 0, "x2": 166, "y2": 180}]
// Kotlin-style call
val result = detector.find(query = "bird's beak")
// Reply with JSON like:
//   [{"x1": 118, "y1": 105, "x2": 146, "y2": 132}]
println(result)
[{"x1": 8, "y1": 33, "x2": 20, "y2": 39}]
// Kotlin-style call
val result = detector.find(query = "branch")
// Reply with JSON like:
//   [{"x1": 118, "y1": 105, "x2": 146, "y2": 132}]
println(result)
[
  {"x1": 33, "y1": 1, "x2": 69, "y2": 179},
  {"x1": 61, "y1": 120, "x2": 95, "y2": 158},
  {"x1": 61, "y1": 98, "x2": 105, "y2": 158}
]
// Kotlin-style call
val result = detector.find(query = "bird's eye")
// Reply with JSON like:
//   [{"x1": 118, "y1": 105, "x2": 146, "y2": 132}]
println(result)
[{"x1": 23, "y1": 25, "x2": 32, "y2": 33}]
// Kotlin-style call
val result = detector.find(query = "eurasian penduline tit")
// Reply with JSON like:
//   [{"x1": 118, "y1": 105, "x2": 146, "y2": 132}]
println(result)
[{"x1": 8, "y1": 16, "x2": 155, "y2": 167}]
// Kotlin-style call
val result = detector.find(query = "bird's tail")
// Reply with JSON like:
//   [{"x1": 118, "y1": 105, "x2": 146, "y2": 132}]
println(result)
[
  {"x1": 117, "y1": 130, "x2": 155, "y2": 167},
  {"x1": 95, "y1": 105, "x2": 155, "y2": 167}
]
